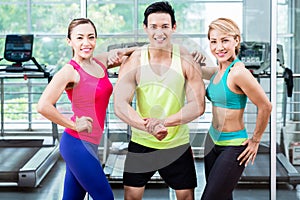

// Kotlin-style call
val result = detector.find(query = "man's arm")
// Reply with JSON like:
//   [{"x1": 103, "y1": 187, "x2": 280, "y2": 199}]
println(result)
[
  {"x1": 113, "y1": 52, "x2": 148, "y2": 132},
  {"x1": 114, "y1": 52, "x2": 168, "y2": 140},
  {"x1": 164, "y1": 53, "x2": 206, "y2": 127}
]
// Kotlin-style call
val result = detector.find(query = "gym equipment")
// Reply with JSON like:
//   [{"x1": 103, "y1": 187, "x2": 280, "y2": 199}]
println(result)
[
  {"x1": 0, "y1": 34, "x2": 54, "y2": 77},
  {"x1": 239, "y1": 41, "x2": 270, "y2": 75},
  {"x1": 239, "y1": 42, "x2": 300, "y2": 187},
  {"x1": 0, "y1": 34, "x2": 59, "y2": 187}
]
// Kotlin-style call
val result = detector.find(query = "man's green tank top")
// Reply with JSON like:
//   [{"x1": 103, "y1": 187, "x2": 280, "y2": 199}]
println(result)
[{"x1": 131, "y1": 44, "x2": 190, "y2": 149}]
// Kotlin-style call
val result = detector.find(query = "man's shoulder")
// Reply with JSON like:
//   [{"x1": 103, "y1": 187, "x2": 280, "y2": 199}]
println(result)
[
  {"x1": 176, "y1": 46, "x2": 194, "y2": 66},
  {"x1": 131, "y1": 47, "x2": 143, "y2": 57},
  {"x1": 120, "y1": 48, "x2": 142, "y2": 71},
  {"x1": 178, "y1": 45, "x2": 190, "y2": 55}
]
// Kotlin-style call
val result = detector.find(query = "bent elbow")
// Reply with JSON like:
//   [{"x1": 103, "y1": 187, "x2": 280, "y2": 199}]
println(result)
[
  {"x1": 267, "y1": 102, "x2": 273, "y2": 113},
  {"x1": 260, "y1": 101, "x2": 272, "y2": 116},
  {"x1": 113, "y1": 102, "x2": 123, "y2": 120},
  {"x1": 195, "y1": 108, "x2": 205, "y2": 118},
  {"x1": 199, "y1": 105, "x2": 205, "y2": 116},
  {"x1": 36, "y1": 103, "x2": 44, "y2": 114},
  {"x1": 36, "y1": 101, "x2": 49, "y2": 116},
  {"x1": 198, "y1": 102, "x2": 206, "y2": 117},
  {"x1": 191, "y1": 105, "x2": 205, "y2": 120},
  {"x1": 199, "y1": 109, "x2": 205, "y2": 117}
]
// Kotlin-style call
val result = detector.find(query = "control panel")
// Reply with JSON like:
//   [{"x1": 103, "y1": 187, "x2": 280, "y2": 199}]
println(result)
[
  {"x1": 4, "y1": 34, "x2": 33, "y2": 63},
  {"x1": 239, "y1": 41, "x2": 270, "y2": 75},
  {"x1": 239, "y1": 41, "x2": 284, "y2": 75}
]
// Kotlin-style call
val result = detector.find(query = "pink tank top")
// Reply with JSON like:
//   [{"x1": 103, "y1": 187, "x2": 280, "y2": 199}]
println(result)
[{"x1": 64, "y1": 58, "x2": 113, "y2": 145}]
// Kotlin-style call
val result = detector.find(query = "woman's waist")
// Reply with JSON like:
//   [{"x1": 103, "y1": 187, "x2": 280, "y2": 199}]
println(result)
[
  {"x1": 212, "y1": 105, "x2": 244, "y2": 117},
  {"x1": 211, "y1": 108, "x2": 244, "y2": 131},
  {"x1": 64, "y1": 128, "x2": 103, "y2": 145},
  {"x1": 211, "y1": 119, "x2": 244, "y2": 133}
]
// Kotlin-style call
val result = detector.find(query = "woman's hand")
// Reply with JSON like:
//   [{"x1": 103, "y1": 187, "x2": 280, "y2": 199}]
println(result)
[
  {"x1": 107, "y1": 49, "x2": 124, "y2": 66},
  {"x1": 75, "y1": 116, "x2": 93, "y2": 133},
  {"x1": 237, "y1": 138, "x2": 260, "y2": 166},
  {"x1": 191, "y1": 50, "x2": 206, "y2": 65}
]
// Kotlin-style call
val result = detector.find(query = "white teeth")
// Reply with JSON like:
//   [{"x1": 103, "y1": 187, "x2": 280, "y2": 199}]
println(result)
[
  {"x1": 155, "y1": 38, "x2": 165, "y2": 41},
  {"x1": 82, "y1": 48, "x2": 90, "y2": 52}
]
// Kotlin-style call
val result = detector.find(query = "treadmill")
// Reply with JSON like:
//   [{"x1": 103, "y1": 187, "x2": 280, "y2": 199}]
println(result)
[
  {"x1": 238, "y1": 42, "x2": 300, "y2": 187},
  {"x1": 0, "y1": 34, "x2": 59, "y2": 187}
]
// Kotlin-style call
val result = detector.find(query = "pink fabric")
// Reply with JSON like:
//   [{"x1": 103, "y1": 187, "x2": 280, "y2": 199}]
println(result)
[{"x1": 64, "y1": 58, "x2": 112, "y2": 144}]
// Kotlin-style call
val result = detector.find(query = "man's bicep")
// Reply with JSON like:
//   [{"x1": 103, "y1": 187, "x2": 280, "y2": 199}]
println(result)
[
  {"x1": 114, "y1": 62, "x2": 136, "y2": 103},
  {"x1": 185, "y1": 61, "x2": 205, "y2": 102}
]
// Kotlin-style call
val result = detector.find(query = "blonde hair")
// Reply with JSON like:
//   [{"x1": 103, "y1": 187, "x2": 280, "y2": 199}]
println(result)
[{"x1": 208, "y1": 18, "x2": 241, "y2": 55}]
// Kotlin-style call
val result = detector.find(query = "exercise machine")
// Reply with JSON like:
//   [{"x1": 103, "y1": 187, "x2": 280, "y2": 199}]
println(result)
[{"x1": 0, "y1": 34, "x2": 59, "y2": 187}]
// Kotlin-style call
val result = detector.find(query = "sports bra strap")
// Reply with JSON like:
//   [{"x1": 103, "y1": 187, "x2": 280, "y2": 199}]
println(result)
[{"x1": 224, "y1": 58, "x2": 241, "y2": 76}]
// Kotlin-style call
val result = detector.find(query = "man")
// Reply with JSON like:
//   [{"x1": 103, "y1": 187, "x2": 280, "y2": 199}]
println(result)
[{"x1": 114, "y1": 1, "x2": 206, "y2": 200}]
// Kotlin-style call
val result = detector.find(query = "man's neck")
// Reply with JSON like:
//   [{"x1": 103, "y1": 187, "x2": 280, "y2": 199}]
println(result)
[{"x1": 148, "y1": 44, "x2": 173, "y2": 60}]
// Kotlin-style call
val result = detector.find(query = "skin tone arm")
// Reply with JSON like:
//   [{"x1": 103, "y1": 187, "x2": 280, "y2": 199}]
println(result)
[
  {"x1": 37, "y1": 64, "x2": 92, "y2": 132},
  {"x1": 114, "y1": 52, "x2": 149, "y2": 130},
  {"x1": 231, "y1": 65, "x2": 272, "y2": 166},
  {"x1": 95, "y1": 47, "x2": 139, "y2": 69},
  {"x1": 191, "y1": 50, "x2": 218, "y2": 80},
  {"x1": 163, "y1": 53, "x2": 206, "y2": 127},
  {"x1": 113, "y1": 51, "x2": 168, "y2": 141}
]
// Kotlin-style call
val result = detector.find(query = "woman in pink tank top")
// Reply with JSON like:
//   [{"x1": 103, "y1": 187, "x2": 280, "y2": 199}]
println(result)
[{"x1": 37, "y1": 18, "x2": 135, "y2": 200}]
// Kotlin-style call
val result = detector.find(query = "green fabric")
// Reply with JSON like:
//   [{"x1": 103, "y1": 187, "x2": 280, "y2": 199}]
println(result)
[{"x1": 131, "y1": 44, "x2": 189, "y2": 149}]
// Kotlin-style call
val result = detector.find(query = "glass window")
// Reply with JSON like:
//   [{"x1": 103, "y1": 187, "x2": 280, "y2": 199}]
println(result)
[
  {"x1": 0, "y1": 1, "x2": 29, "y2": 34},
  {"x1": 87, "y1": 1, "x2": 135, "y2": 34},
  {"x1": 31, "y1": 0, "x2": 81, "y2": 34}
]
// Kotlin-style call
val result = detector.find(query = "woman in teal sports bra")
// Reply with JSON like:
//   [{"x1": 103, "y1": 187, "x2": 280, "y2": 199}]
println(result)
[{"x1": 197, "y1": 18, "x2": 272, "y2": 200}]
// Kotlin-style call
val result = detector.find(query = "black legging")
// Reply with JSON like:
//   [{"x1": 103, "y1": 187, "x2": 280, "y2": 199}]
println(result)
[{"x1": 201, "y1": 134, "x2": 246, "y2": 200}]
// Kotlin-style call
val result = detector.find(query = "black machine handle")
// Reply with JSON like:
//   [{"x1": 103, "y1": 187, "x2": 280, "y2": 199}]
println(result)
[{"x1": 283, "y1": 67, "x2": 294, "y2": 97}]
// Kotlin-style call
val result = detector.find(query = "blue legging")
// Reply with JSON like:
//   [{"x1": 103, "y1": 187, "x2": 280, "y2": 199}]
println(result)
[
  {"x1": 201, "y1": 134, "x2": 246, "y2": 200},
  {"x1": 59, "y1": 132, "x2": 114, "y2": 200}
]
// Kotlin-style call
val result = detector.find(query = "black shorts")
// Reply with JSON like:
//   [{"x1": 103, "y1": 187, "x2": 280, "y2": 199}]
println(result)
[{"x1": 123, "y1": 141, "x2": 197, "y2": 190}]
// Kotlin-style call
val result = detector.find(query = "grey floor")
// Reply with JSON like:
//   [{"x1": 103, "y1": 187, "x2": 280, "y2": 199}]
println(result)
[{"x1": 1, "y1": 157, "x2": 300, "y2": 200}]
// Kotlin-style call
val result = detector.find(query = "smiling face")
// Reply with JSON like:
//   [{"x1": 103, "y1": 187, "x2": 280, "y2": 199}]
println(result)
[
  {"x1": 67, "y1": 23, "x2": 97, "y2": 61},
  {"x1": 209, "y1": 29, "x2": 239, "y2": 63},
  {"x1": 144, "y1": 12, "x2": 176, "y2": 49},
  {"x1": 207, "y1": 18, "x2": 241, "y2": 64}
]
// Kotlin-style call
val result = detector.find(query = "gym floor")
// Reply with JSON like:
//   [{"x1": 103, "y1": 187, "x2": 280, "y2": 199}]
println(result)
[{"x1": 0, "y1": 157, "x2": 300, "y2": 200}]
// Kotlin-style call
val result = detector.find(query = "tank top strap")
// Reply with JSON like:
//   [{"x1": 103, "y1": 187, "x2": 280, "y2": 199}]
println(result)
[
  {"x1": 68, "y1": 59, "x2": 80, "y2": 70},
  {"x1": 141, "y1": 45, "x2": 149, "y2": 66},
  {"x1": 171, "y1": 44, "x2": 181, "y2": 73},
  {"x1": 93, "y1": 58, "x2": 108, "y2": 76}
]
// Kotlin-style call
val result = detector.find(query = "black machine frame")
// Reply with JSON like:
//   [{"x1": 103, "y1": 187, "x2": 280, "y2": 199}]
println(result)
[{"x1": 0, "y1": 34, "x2": 59, "y2": 187}]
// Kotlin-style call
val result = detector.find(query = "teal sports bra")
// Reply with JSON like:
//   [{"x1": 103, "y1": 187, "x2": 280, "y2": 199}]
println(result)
[{"x1": 206, "y1": 59, "x2": 247, "y2": 109}]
